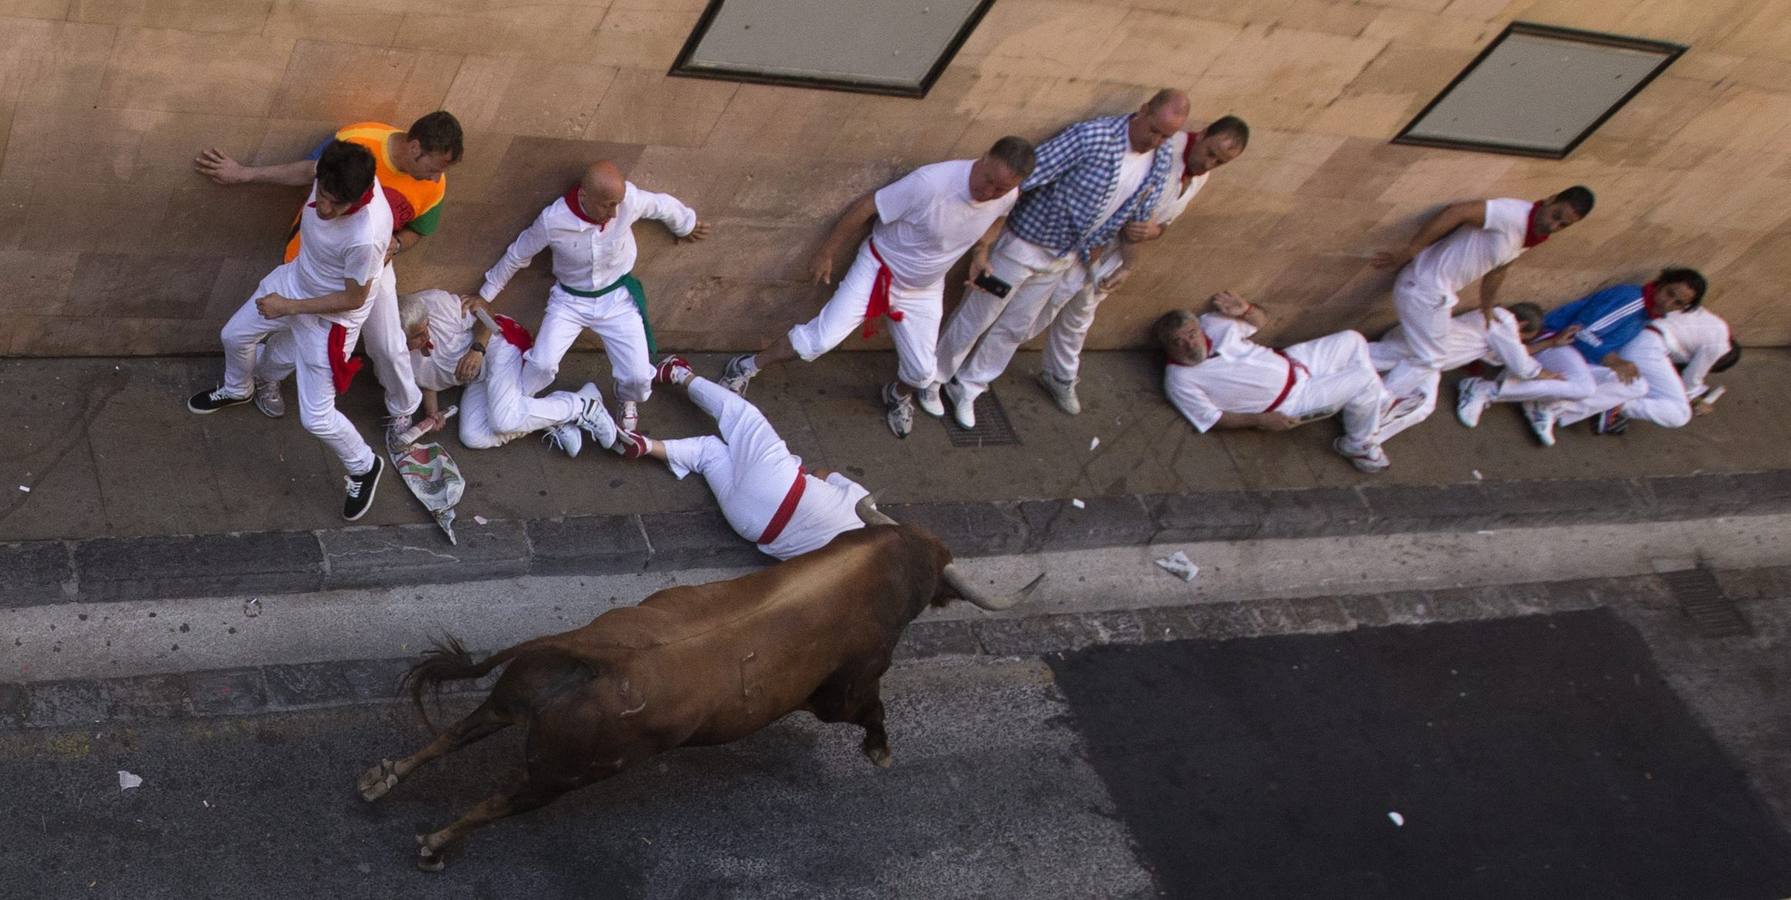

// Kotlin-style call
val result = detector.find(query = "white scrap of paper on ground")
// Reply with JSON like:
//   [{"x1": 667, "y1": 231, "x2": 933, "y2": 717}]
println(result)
[
  {"x1": 1472, "y1": 469, "x2": 1483, "y2": 481},
  {"x1": 1071, "y1": 498, "x2": 1086, "y2": 509},
  {"x1": 1089, "y1": 437, "x2": 1101, "y2": 451},
  {"x1": 17, "y1": 485, "x2": 28, "y2": 492},
  {"x1": 473, "y1": 515, "x2": 489, "y2": 525},
  {"x1": 1388, "y1": 811, "x2": 1405, "y2": 827},
  {"x1": 1154, "y1": 551, "x2": 1199, "y2": 582},
  {"x1": 118, "y1": 771, "x2": 143, "y2": 791}
]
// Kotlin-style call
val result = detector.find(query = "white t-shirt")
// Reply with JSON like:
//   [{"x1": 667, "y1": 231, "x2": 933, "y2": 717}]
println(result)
[
  {"x1": 1376, "y1": 308, "x2": 1541, "y2": 380},
  {"x1": 480, "y1": 181, "x2": 698, "y2": 302},
  {"x1": 1163, "y1": 314, "x2": 1292, "y2": 432},
  {"x1": 1087, "y1": 149, "x2": 1153, "y2": 242},
  {"x1": 1652, "y1": 308, "x2": 1731, "y2": 399},
  {"x1": 406, "y1": 289, "x2": 475, "y2": 391},
  {"x1": 1404, "y1": 197, "x2": 1532, "y2": 297},
  {"x1": 761, "y1": 471, "x2": 871, "y2": 561},
  {"x1": 267, "y1": 178, "x2": 392, "y2": 326},
  {"x1": 1152, "y1": 131, "x2": 1210, "y2": 227},
  {"x1": 871, "y1": 159, "x2": 1018, "y2": 289}
]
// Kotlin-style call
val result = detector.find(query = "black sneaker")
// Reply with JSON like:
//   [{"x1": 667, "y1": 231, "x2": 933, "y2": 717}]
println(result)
[
  {"x1": 343, "y1": 456, "x2": 383, "y2": 521},
  {"x1": 1594, "y1": 408, "x2": 1630, "y2": 435},
  {"x1": 188, "y1": 386, "x2": 250, "y2": 414}
]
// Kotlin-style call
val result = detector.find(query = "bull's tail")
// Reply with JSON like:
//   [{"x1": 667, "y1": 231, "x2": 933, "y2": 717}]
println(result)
[{"x1": 401, "y1": 635, "x2": 527, "y2": 733}]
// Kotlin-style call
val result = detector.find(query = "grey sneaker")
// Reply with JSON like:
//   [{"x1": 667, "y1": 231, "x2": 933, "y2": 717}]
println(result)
[
  {"x1": 385, "y1": 413, "x2": 416, "y2": 455},
  {"x1": 544, "y1": 422, "x2": 583, "y2": 458},
  {"x1": 1523, "y1": 400, "x2": 1559, "y2": 447},
  {"x1": 1455, "y1": 377, "x2": 1494, "y2": 428},
  {"x1": 253, "y1": 380, "x2": 285, "y2": 418},
  {"x1": 916, "y1": 384, "x2": 945, "y2": 418},
  {"x1": 882, "y1": 382, "x2": 915, "y2": 439},
  {"x1": 1037, "y1": 370, "x2": 1081, "y2": 415},
  {"x1": 574, "y1": 383, "x2": 617, "y2": 449},
  {"x1": 719, "y1": 354, "x2": 756, "y2": 395},
  {"x1": 942, "y1": 380, "x2": 976, "y2": 430}
]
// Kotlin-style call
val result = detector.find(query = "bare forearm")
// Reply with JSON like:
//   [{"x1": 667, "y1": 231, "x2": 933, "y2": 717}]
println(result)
[
  {"x1": 820, "y1": 194, "x2": 879, "y2": 256},
  {"x1": 248, "y1": 159, "x2": 318, "y2": 186},
  {"x1": 1214, "y1": 411, "x2": 1270, "y2": 430},
  {"x1": 301, "y1": 285, "x2": 372, "y2": 315},
  {"x1": 1479, "y1": 266, "x2": 1508, "y2": 306}
]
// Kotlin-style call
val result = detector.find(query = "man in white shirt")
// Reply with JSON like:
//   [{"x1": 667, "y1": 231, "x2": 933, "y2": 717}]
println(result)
[
  {"x1": 1033, "y1": 116, "x2": 1249, "y2": 416},
  {"x1": 1556, "y1": 308, "x2": 1739, "y2": 433},
  {"x1": 396, "y1": 290, "x2": 617, "y2": 455},
  {"x1": 1368, "y1": 302, "x2": 1550, "y2": 442},
  {"x1": 612, "y1": 356, "x2": 870, "y2": 561},
  {"x1": 935, "y1": 89, "x2": 1188, "y2": 429},
  {"x1": 716, "y1": 137, "x2": 1034, "y2": 438},
  {"x1": 471, "y1": 160, "x2": 710, "y2": 433},
  {"x1": 188, "y1": 141, "x2": 392, "y2": 520},
  {"x1": 1371, "y1": 187, "x2": 1594, "y2": 377},
  {"x1": 1155, "y1": 292, "x2": 1390, "y2": 473}
]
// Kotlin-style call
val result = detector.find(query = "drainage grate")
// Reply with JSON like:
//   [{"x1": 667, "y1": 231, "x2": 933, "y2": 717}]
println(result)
[
  {"x1": 944, "y1": 390, "x2": 1022, "y2": 447},
  {"x1": 1661, "y1": 567, "x2": 1751, "y2": 638}
]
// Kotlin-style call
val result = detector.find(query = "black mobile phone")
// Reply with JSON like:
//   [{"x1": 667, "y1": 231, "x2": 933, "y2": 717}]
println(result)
[{"x1": 974, "y1": 273, "x2": 1012, "y2": 299}]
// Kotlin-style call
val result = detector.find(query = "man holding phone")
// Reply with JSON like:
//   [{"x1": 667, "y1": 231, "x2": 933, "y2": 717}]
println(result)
[
  {"x1": 717, "y1": 137, "x2": 1034, "y2": 438},
  {"x1": 933, "y1": 89, "x2": 1188, "y2": 428}
]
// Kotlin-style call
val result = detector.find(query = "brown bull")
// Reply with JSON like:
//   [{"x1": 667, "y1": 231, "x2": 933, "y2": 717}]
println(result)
[{"x1": 357, "y1": 499, "x2": 1040, "y2": 871}]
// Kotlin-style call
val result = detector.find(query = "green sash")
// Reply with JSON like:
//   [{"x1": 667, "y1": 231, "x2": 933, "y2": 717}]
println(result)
[{"x1": 557, "y1": 272, "x2": 655, "y2": 355}]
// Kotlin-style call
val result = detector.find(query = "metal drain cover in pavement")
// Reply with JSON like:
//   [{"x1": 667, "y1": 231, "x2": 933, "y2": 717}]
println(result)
[
  {"x1": 944, "y1": 390, "x2": 1021, "y2": 447},
  {"x1": 1661, "y1": 567, "x2": 1752, "y2": 637}
]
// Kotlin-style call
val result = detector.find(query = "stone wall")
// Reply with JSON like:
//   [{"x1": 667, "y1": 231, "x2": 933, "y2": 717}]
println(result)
[{"x1": 1, "y1": 0, "x2": 1787, "y2": 357}]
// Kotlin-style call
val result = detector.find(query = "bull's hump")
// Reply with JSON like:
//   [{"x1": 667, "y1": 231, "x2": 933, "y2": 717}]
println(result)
[{"x1": 622, "y1": 538, "x2": 896, "y2": 643}]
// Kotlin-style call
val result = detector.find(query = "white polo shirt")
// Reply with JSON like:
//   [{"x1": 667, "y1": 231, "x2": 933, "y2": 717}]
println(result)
[
  {"x1": 1164, "y1": 314, "x2": 1291, "y2": 432},
  {"x1": 1652, "y1": 308, "x2": 1731, "y2": 399},
  {"x1": 761, "y1": 471, "x2": 871, "y2": 561},
  {"x1": 1404, "y1": 197, "x2": 1532, "y2": 297},
  {"x1": 480, "y1": 181, "x2": 698, "y2": 301},
  {"x1": 871, "y1": 159, "x2": 1018, "y2": 290},
  {"x1": 406, "y1": 289, "x2": 476, "y2": 391},
  {"x1": 270, "y1": 178, "x2": 392, "y2": 326},
  {"x1": 1152, "y1": 131, "x2": 1211, "y2": 227}
]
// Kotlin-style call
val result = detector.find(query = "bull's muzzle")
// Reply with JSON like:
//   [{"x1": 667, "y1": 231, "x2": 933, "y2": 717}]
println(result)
[{"x1": 855, "y1": 495, "x2": 1045, "y2": 611}]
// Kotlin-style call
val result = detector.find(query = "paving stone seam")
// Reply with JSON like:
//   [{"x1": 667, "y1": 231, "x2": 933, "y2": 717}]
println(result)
[{"x1": 2, "y1": 572, "x2": 1686, "y2": 732}]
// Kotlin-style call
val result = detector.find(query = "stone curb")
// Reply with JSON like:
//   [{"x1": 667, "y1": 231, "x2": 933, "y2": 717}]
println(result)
[
  {"x1": 5, "y1": 571, "x2": 1715, "y2": 732},
  {"x1": 2, "y1": 469, "x2": 1788, "y2": 610}
]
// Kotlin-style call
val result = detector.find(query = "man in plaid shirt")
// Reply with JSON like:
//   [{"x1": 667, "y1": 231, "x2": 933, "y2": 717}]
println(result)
[{"x1": 929, "y1": 89, "x2": 1189, "y2": 428}]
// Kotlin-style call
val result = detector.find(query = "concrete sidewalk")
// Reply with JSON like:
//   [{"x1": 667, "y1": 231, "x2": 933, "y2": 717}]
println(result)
[{"x1": 1, "y1": 347, "x2": 1787, "y2": 605}]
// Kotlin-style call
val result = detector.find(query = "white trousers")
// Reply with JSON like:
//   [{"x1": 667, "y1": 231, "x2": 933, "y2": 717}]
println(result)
[
  {"x1": 1555, "y1": 331, "x2": 1685, "y2": 428},
  {"x1": 935, "y1": 231, "x2": 1076, "y2": 399},
  {"x1": 1281, "y1": 330, "x2": 1386, "y2": 450},
  {"x1": 220, "y1": 299, "x2": 374, "y2": 475},
  {"x1": 458, "y1": 338, "x2": 585, "y2": 449},
  {"x1": 1490, "y1": 346, "x2": 1598, "y2": 404},
  {"x1": 787, "y1": 240, "x2": 944, "y2": 389},
  {"x1": 660, "y1": 378, "x2": 802, "y2": 546},
  {"x1": 361, "y1": 262, "x2": 422, "y2": 419},
  {"x1": 1037, "y1": 251, "x2": 1124, "y2": 383},
  {"x1": 1390, "y1": 274, "x2": 1457, "y2": 373},
  {"x1": 1374, "y1": 370, "x2": 1442, "y2": 444},
  {"x1": 523, "y1": 283, "x2": 654, "y2": 403}
]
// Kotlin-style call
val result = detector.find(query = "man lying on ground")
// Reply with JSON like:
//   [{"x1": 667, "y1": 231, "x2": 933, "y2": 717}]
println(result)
[
  {"x1": 1556, "y1": 307, "x2": 1739, "y2": 435},
  {"x1": 1368, "y1": 302, "x2": 1550, "y2": 442}
]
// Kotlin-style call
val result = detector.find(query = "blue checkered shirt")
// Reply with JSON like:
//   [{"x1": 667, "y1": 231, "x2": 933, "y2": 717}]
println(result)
[{"x1": 1007, "y1": 114, "x2": 1174, "y2": 261}]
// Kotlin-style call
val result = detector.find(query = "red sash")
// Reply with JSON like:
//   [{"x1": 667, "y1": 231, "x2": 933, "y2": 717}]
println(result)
[
  {"x1": 859, "y1": 240, "x2": 903, "y2": 339},
  {"x1": 563, "y1": 186, "x2": 609, "y2": 230},
  {"x1": 327, "y1": 323, "x2": 363, "y2": 394},
  {"x1": 493, "y1": 314, "x2": 534, "y2": 351},
  {"x1": 756, "y1": 467, "x2": 808, "y2": 545},
  {"x1": 1263, "y1": 350, "x2": 1307, "y2": 414}
]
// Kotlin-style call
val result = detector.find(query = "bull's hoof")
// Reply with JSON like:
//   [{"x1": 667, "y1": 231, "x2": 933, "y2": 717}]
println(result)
[
  {"x1": 416, "y1": 835, "x2": 446, "y2": 873},
  {"x1": 357, "y1": 759, "x2": 400, "y2": 801},
  {"x1": 866, "y1": 746, "x2": 893, "y2": 769}
]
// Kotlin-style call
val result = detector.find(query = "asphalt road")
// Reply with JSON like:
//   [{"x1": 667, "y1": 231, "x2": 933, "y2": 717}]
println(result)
[{"x1": 4, "y1": 610, "x2": 1790, "y2": 899}]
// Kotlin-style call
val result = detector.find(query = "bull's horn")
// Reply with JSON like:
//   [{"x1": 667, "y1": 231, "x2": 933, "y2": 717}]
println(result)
[
  {"x1": 941, "y1": 564, "x2": 1046, "y2": 611},
  {"x1": 855, "y1": 493, "x2": 898, "y2": 527}
]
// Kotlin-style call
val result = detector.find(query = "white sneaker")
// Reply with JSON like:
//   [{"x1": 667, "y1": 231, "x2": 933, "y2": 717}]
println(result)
[
  {"x1": 916, "y1": 384, "x2": 945, "y2": 418},
  {"x1": 718, "y1": 354, "x2": 755, "y2": 395},
  {"x1": 942, "y1": 380, "x2": 976, "y2": 430},
  {"x1": 1333, "y1": 437, "x2": 1391, "y2": 474},
  {"x1": 619, "y1": 400, "x2": 639, "y2": 433},
  {"x1": 253, "y1": 380, "x2": 285, "y2": 418},
  {"x1": 1523, "y1": 401, "x2": 1559, "y2": 447},
  {"x1": 1455, "y1": 377, "x2": 1494, "y2": 428},
  {"x1": 544, "y1": 422, "x2": 583, "y2": 458},
  {"x1": 574, "y1": 383, "x2": 617, "y2": 449},
  {"x1": 1037, "y1": 371, "x2": 1081, "y2": 415}
]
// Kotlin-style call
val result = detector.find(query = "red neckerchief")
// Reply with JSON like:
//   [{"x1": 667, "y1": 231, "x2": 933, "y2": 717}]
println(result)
[
  {"x1": 307, "y1": 186, "x2": 376, "y2": 215},
  {"x1": 1523, "y1": 201, "x2": 1549, "y2": 248},
  {"x1": 1641, "y1": 281, "x2": 1662, "y2": 318},
  {"x1": 1181, "y1": 130, "x2": 1204, "y2": 182},
  {"x1": 563, "y1": 186, "x2": 610, "y2": 231}
]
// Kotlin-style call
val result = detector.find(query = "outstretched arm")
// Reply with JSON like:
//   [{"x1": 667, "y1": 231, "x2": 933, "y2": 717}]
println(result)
[
  {"x1": 807, "y1": 192, "x2": 879, "y2": 285},
  {"x1": 1372, "y1": 200, "x2": 1487, "y2": 271},
  {"x1": 195, "y1": 148, "x2": 317, "y2": 186}
]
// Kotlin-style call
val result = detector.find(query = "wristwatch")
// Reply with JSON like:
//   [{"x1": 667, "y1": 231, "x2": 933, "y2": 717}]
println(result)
[{"x1": 469, "y1": 341, "x2": 486, "y2": 353}]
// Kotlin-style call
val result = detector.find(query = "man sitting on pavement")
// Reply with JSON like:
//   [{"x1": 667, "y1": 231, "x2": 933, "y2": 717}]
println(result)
[
  {"x1": 1556, "y1": 306, "x2": 1739, "y2": 435},
  {"x1": 469, "y1": 160, "x2": 711, "y2": 434},
  {"x1": 187, "y1": 141, "x2": 392, "y2": 520},
  {"x1": 1032, "y1": 115, "x2": 1250, "y2": 417},
  {"x1": 934, "y1": 89, "x2": 1189, "y2": 429},
  {"x1": 196, "y1": 112, "x2": 464, "y2": 449},
  {"x1": 1155, "y1": 291, "x2": 1391, "y2": 473},
  {"x1": 1368, "y1": 302, "x2": 1550, "y2": 442},
  {"x1": 396, "y1": 289, "x2": 617, "y2": 456},
  {"x1": 1455, "y1": 267, "x2": 1707, "y2": 446},
  {"x1": 717, "y1": 137, "x2": 1034, "y2": 438},
  {"x1": 611, "y1": 356, "x2": 869, "y2": 561}
]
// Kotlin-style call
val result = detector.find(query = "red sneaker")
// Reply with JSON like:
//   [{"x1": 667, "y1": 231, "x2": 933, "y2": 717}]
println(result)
[{"x1": 655, "y1": 355, "x2": 694, "y2": 386}]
